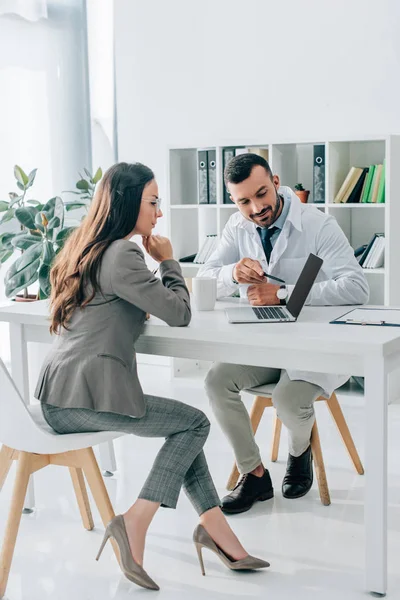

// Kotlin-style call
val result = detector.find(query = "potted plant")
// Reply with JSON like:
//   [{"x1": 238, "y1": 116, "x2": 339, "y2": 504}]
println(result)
[
  {"x1": 64, "y1": 167, "x2": 102, "y2": 220},
  {"x1": 294, "y1": 183, "x2": 310, "y2": 204},
  {"x1": 0, "y1": 165, "x2": 102, "y2": 301}
]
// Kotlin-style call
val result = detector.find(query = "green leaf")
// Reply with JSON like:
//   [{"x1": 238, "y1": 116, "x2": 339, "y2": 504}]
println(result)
[
  {"x1": 27, "y1": 168, "x2": 37, "y2": 188},
  {"x1": 38, "y1": 286, "x2": 48, "y2": 300},
  {"x1": 52, "y1": 196, "x2": 64, "y2": 234},
  {"x1": 38, "y1": 262, "x2": 51, "y2": 298},
  {"x1": 27, "y1": 200, "x2": 42, "y2": 207},
  {"x1": 9, "y1": 195, "x2": 24, "y2": 208},
  {"x1": 47, "y1": 216, "x2": 60, "y2": 230},
  {"x1": 0, "y1": 208, "x2": 15, "y2": 224},
  {"x1": 12, "y1": 242, "x2": 42, "y2": 272},
  {"x1": 65, "y1": 202, "x2": 87, "y2": 211},
  {"x1": 9, "y1": 192, "x2": 18, "y2": 201},
  {"x1": 55, "y1": 226, "x2": 75, "y2": 246},
  {"x1": 0, "y1": 232, "x2": 16, "y2": 250},
  {"x1": 0, "y1": 201, "x2": 9, "y2": 212},
  {"x1": 11, "y1": 232, "x2": 42, "y2": 251},
  {"x1": 0, "y1": 250, "x2": 13, "y2": 264},
  {"x1": 14, "y1": 165, "x2": 28, "y2": 186},
  {"x1": 42, "y1": 240, "x2": 55, "y2": 265},
  {"x1": 5, "y1": 258, "x2": 40, "y2": 298},
  {"x1": 15, "y1": 206, "x2": 38, "y2": 230},
  {"x1": 16, "y1": 181, "x2": 24, "y2": 191},
  {"x1": 76, "y1": 179, "x2": 89, "y2": 191},
  {"x1": 83, "y1": 168, "x2": 92, "y2": 179}
]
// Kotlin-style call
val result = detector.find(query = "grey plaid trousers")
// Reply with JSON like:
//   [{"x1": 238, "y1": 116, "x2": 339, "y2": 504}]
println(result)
[{"x1": 42, "y1": 395, "x2": 221, "y2": 515}]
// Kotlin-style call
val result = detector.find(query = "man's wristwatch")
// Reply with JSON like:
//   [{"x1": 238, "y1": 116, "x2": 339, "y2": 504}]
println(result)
[{"x1": 276, "y1": 284, "x2": 288, "y2": 305}]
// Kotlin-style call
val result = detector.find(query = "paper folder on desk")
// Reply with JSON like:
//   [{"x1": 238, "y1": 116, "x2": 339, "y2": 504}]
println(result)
[{"x1": 330, "y1": 307, "x2": 400, "y2": 327}]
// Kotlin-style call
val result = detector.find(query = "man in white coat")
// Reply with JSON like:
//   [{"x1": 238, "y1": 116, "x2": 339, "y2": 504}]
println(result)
[{"x1": 199, "y1": 153, "x2": 369, "y2": 514}]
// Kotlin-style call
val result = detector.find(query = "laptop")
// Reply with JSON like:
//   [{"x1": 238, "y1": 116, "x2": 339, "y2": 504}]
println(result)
[{"x1": 225, "y1": 253, "x2": 323, "y2": 323}]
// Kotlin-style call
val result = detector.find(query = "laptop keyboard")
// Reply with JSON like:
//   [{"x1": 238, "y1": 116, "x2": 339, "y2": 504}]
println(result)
[{"x1": 252, "y1": 306, "x2": 289, "y2": 321}]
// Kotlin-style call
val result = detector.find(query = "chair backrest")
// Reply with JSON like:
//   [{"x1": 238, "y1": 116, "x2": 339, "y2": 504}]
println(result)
[{"x1": 0, "y1": 357, "x2": 46, "y2": 450}]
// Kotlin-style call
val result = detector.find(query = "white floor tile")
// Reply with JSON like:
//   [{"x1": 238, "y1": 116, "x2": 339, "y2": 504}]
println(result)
[{"x1": 1, "y1": 365, "x2": 399, "y2": 599}]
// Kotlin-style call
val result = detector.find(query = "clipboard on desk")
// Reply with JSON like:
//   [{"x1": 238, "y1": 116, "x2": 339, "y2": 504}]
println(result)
[{"x1": 330, "y1": 307, "x2": 400, "y2": 327}]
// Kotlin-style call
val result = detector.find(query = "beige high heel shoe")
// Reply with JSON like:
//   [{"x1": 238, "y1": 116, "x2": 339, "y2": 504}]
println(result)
[
  {"x1": 96, "y1": 514, "x2": 159, "y2": 591},
  {"x1": 193, "y1": 524, "x2": 270, "y2": 575}
]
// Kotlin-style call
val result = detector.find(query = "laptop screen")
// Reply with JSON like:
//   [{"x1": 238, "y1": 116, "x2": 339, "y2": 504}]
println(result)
[{"x1": 286, "y1": 254, "x2": 323, "y2": 318}]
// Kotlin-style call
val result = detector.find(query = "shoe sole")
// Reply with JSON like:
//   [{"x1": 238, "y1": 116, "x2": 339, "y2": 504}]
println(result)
[{"x1": 221, "y1": 490, "x2": 274, "y2": 514}]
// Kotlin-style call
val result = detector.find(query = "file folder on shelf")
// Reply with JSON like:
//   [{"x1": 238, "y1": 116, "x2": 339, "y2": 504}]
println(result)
[{"x1": 197, "y1": 150, "x2": 209, "y2": 204}]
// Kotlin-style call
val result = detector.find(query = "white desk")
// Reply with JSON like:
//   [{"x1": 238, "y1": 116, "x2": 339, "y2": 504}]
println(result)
[{"x1": 1, "y1": 299, "x2": 399, "y2": 596}]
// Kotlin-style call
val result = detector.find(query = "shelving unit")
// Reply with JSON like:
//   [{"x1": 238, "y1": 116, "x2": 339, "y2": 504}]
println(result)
[{"x1": 168, "y1": 136, "x2": 400, "y2": 306}]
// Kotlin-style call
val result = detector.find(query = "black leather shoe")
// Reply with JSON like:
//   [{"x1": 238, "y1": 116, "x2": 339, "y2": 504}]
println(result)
[
  {"x1": 221, "y1": 469, "x2": 274, "y2": 514},
  {"x1": 282, "y1": 446, "x2": 313, "y2": 499}
]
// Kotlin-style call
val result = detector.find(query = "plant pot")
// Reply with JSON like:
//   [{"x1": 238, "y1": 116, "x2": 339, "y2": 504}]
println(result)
[
  {"x1": 295, "y1": 190, "x2": 310, "y2": 204},
  {"x1": 14, "y1": 294, "x2": 38, "y2": 303}
]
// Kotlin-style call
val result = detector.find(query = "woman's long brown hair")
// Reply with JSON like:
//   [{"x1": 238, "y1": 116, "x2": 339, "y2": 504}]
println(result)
[{"x1": 49, "y1": 162, "x2": 154, "y2": 334}]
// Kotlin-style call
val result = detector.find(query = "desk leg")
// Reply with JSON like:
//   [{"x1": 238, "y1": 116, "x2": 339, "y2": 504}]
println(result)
[
  {"x1": 9, "y1": 323, "x2": 35, "y2": 512},
  {"x1": 364, "y1": 354, "x2": 388, "y2": 596},
  {"x1": 99, "y1": 441, "x2": 116, "y2": 477}
]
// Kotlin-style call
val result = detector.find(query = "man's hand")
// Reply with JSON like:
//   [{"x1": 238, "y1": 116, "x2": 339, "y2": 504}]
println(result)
[
  {"x1": 233, "y1": 258, "x2": 265, "y2": 284},
  {"x1": 247, "y1": 283, "x2": 280, "y2": 306}
]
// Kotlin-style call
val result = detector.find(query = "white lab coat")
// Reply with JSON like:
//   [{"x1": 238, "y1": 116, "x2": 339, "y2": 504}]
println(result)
[{"x1": 198, "y1": 187, "x2": 369, "y2": 396}]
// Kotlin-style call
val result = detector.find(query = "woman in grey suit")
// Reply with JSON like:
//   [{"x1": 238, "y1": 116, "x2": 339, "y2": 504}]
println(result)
[{"x1": 35, "y1": 162, "x2": 268, "y2": 590}]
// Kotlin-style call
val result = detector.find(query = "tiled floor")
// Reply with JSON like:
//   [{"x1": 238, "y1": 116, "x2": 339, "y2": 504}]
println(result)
[{"x1": 1, "y1": 364, "x2": 400, "y2": 599}]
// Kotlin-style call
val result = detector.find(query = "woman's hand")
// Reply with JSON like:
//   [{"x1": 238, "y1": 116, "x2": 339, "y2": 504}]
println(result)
[{"x1": 142, "y1": 235, "x2": 173, "y2": 263}]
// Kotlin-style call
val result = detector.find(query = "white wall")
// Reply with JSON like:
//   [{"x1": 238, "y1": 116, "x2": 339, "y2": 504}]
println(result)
[{"x1": 115, "y1": 0, "x2": 400, "y2": 229}]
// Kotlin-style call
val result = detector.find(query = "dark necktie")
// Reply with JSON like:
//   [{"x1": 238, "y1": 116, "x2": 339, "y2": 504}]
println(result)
[{"x1": 257, "y1": 226, "x2": 278, "y2": 263}]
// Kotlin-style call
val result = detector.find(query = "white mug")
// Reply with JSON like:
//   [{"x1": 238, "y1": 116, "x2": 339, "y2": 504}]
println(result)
[{"x1": 192, "y1": 277, "x2": 217, "y2": 311}]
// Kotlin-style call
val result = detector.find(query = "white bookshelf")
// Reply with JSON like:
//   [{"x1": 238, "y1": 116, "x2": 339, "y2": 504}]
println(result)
[{"x1": 168, "y1": 136, "x2": 400, "y2": 307}]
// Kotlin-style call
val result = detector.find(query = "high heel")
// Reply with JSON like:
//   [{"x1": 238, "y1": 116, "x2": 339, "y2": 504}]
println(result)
[
  {"x1": 96, "y1": 515, "x2": 159, "y2": 590},
  {"x1": 193, "y1": 524, "x2": 270, "y2": 575}
]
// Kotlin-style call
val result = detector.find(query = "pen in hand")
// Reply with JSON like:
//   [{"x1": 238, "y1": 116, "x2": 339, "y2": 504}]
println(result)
[{"x1": 263, "y1": 272, "x2": 285, "y2": 284}]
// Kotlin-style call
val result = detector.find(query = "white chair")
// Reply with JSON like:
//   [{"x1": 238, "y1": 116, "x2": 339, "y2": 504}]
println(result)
[
  {"x1": 226, "y1": 383, "x2": 364, "y2": 506},
  {"x1": 0, "y1": 358, "x2": 124, "y2": 598}
]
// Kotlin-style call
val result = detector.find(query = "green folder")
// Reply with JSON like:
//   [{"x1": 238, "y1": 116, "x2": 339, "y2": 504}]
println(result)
[
  {"x1": 377, "y1": 160, "x2": 385, "y2": 203},
  {"x1": 361, "y1": 165, "x2": 375, "y2": 203}
]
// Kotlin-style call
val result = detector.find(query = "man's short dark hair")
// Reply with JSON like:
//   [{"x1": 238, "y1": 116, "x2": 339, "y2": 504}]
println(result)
[{"x1": 224, "y1": 153, "x2": 273, "y2": 186}]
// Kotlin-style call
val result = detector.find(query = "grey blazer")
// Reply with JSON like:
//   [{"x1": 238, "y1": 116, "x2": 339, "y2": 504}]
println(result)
[{"x1": 34, "y1": 240, "x2": 191, "y2": 417}]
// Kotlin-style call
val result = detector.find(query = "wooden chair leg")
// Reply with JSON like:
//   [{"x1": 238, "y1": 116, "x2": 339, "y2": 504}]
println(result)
[
  {"x1": 226, "y1": 396, "x2": 268, "y2": 491},
  {"x1": 310, "y1": 421, "x2": 331, "y2": 506},
  {"x1": 69, "y1": 467, "x2": 94, "y2": 531},
  {"x1": 0, "y1": 446, "x2": 15, "y2": 493},
  {"x1": 80, "y1": 448, "x2": 115, "y2": 528},
  {"x1": 0, "y1": 452, "x2": 32, "y2": 599},
  {"x1": 270, "y1": 413, "x2": 282, "y2": 462},
  {"x1": 326, "y1": 393, "x2": 364, "y2": 475}
]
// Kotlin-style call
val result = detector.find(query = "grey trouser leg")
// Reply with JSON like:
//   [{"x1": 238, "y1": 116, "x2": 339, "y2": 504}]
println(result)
[
  {"x1": 42, "y1": 395, "x2": 220, "y2": 516},
  {"x1": 273, "y1": 371, "x2": 323, "y2": 457},
  {"x1": 205, "y1": 363, "x2": 323, "y2": 471},
  {"x1": 205, "y1": 363, "x2": 281, "y2": 473}
]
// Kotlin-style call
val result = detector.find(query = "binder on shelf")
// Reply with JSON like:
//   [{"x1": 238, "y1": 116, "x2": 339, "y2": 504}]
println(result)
[
  {"x1": 369, "y1": 164, "x2": 383, "y2": 203},
  {"x1": 222, "y1": 147, "x2": 235, "y2": 204},
  {"x1": 208, "y1": 150, "x2": 217, "y2": 204},
  {"x1": 197, "y1": 150, "x2": 209, "y2": 204},
  {"x1": 361, "y1": 165, "x2": 375, "y2": 202},
  {"x1": 313, "y1": 145, "x2": 325, "y2": 203},
  {"x1": 358, "y1": 233, "x2": 385, "y2": 268},
  {"x1": 377, "y1": 160, "x2": 385, "y2": 203},
  {"x1": 334, "y1": 167, "x2": 362, "y2": 203},
  {"x1": 193, "y1": 234, "x2": 218, "y2": 264},
  {"x1": 346, "y1": 167, "x2": 368, "y2": 203}
]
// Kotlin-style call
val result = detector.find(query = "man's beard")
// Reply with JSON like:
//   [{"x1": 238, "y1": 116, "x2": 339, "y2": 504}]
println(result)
[{"x1": 252, "y1": 189, "x2": 283, "y2": 226}]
